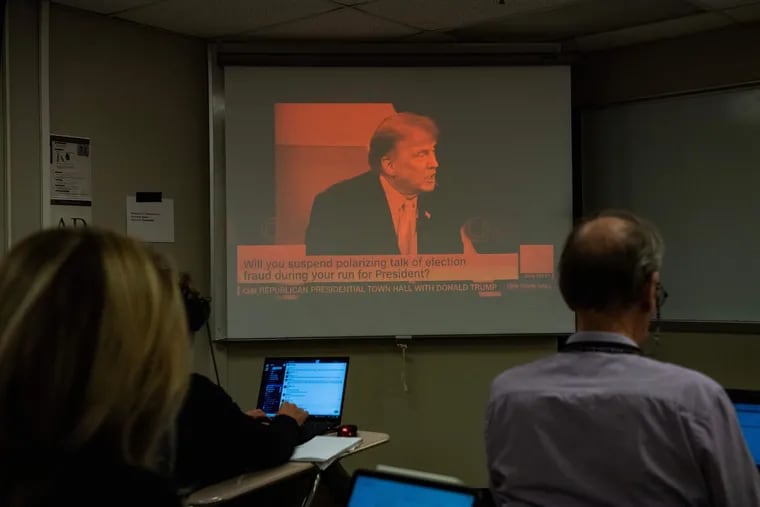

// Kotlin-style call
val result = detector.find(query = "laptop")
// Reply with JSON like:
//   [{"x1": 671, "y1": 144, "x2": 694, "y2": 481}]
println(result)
[
  {"x1": 257, "y1": 356, "x2": 349, "y2": 442},
  {"x1": 726, "y1": 389, "x2": 760, "y2": 471},
  {"x1": 347, "y1": 469, "x2": 479, "y2": 507}
]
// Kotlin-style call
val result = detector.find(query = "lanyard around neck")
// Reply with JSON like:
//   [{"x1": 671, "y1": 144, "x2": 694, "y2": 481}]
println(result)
[{"x1": 559, "y1": 341, "x2": 641, "y2": 355}]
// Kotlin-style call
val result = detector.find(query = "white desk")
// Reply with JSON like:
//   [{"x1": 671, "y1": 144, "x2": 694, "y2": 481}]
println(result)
[{"x1": 185, "y1": 431, "x2": 390, "y2": 506}]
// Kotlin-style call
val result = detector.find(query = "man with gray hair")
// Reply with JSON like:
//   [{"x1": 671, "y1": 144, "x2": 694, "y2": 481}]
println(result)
[
  {"x1": 305, "y1": 112, "x2": 463, "y2": 256},
  {"x1": 485, "y1": 210, "x2": 760, "y2": 507}
]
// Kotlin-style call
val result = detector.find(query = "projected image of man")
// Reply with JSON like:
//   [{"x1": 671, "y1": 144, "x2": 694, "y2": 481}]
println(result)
[{"x1": 305, "y1": 112, "x2": 463, "y2": 256}]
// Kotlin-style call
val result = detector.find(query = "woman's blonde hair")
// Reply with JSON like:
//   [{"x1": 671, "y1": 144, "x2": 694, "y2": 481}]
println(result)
[{"x1": 0, "y1": 227, "x2": 189, "y2": 471}]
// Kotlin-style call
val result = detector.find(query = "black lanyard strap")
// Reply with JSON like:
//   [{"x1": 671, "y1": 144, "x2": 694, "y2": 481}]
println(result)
[{"x1": 559, "y1": 341, "x2": 641, "y2": 355}]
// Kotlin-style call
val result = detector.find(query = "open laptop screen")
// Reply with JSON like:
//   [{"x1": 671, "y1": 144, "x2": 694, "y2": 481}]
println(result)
[
  {"x1": 726, "y1": 389, "x2": 760, "y2": 468},
  {"x1": 735, "y1": 402, "x2": 760, "y2": 467},
  {"x1": 258, "y1": 357, "x2": 349, "y2": 418},
  {"x1": 347, "y1": 471, "x2": 477, "y2": 507}
]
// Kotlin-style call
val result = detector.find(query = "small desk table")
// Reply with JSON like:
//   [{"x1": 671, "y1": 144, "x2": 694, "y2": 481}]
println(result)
[{"x1": 185, "y1": 431, "x2": 390, "y2": 506}]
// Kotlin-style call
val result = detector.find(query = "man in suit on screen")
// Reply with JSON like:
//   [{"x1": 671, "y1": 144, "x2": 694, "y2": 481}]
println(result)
[{"x1": 305, "y1": 112, "x2": 464, "y2": 256}]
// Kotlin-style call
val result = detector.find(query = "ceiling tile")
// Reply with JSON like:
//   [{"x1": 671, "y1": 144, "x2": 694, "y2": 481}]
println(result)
[
  {"x1": 358, "y1": 0, "x2": 577, "y2": 31},
  {"x1": 450, "y1": 0, "x2": 700, "y2": 42},
  {"x1": 52, "y1": 0, "x2": 157, "y2": 15},
  {"x1": 572, "y1": 12, "x2": 732, "y2": 51},
  {"x1": 118, "y1": 0, "x2": 339, "y2": 38},
  {"x1": 723, "y1": 2, "x2": 760, "y2": 21},
  {"x1": 235, "y1": 7, "x2": 418, "y2": 41}
]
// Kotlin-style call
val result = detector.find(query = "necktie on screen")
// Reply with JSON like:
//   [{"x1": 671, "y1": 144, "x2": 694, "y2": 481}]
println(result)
[{"x1": 397, "y1": 200, "x2": 417, "y2": 255}]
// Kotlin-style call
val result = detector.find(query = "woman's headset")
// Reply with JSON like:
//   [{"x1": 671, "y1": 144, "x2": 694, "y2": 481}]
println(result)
[
  {"x1": 178, "y1": 273, "x2": 220, "y2": 386},
  {"x1": 179, "y1": 273, "x2": 211, "y2": 334}
]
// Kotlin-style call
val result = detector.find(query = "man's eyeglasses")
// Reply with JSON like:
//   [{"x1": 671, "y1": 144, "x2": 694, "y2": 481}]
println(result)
[
  {"x1": 656, "y1": 282, "x2": 668, "y2": 310},
  {"x1": 655, "y1": 282, "x2": 668, "y2": 326}
]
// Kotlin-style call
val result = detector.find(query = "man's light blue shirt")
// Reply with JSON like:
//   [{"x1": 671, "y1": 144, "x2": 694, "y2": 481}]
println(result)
[{"x1": 486, "y1": 331, "x2": 760, "y2": 507}]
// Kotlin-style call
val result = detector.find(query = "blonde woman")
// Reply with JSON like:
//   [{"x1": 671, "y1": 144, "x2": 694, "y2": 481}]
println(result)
[{"x1": 0, "y1": 228, "x2": 190, "y2": 507}]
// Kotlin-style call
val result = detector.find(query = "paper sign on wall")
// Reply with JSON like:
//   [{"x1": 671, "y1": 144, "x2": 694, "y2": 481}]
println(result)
[
  {"x1": 50, "y1": 135, "x2": 92, "y2": 227},
  {"x1": 126, "y1": 194, "x2": 174, "y2": 243}
]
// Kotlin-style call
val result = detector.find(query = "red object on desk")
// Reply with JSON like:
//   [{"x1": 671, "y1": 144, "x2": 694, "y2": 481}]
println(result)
[{"x1": 337, "y1": 424, "x2": 358, "y2": 437}]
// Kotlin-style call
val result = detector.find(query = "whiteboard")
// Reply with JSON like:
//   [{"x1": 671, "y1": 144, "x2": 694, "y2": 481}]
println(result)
[{"x1": 582, "y1": 85, "x2": 760, "y2": 324}]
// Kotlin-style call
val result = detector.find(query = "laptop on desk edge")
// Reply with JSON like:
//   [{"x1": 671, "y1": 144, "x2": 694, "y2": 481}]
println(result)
[
  {"x1": 725, "y1": 388, "x2": 760, "y2": 473},
  {"x1": 347, "y1": 469, "x2": 479, "y2": 507},
  {"x1": 256, "y1": 356, "x2": 350, "y2": 437}
]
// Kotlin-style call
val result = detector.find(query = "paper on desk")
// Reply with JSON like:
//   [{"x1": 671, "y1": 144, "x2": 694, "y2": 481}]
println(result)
[{"x1": 290, "y1": 436, "x2": 362, "y2": 467}]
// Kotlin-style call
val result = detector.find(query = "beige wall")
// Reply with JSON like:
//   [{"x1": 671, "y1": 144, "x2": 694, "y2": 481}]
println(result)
[
  {"x1": 40, "y1": 5, "x2": 760, "y2": 487},
  {"x1": 653, "y1": 334, "x2": 760, "y2": 390},
  {"x1": 225, "y1": 337, "x2": 555, "y2": 484},
  {"x1": 222, "y1": 334, "x2": 759, "y2": 485},
  {"x1": 47, "y1": 5, "x2": 216, "y2": 375},
  {"x1": 573, "y1": 21, "x2": 760, "y2": 107}
]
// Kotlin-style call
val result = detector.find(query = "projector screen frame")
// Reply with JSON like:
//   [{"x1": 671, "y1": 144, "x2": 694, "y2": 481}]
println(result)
[
  {"x1": 208, "y1": 42, "x2": 573, "y2": 341},
  {"x1": 214, "y1": 41, "x2": 569, "y2": 67}
]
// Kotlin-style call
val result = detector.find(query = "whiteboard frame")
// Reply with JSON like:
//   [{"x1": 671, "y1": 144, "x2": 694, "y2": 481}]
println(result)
[{"x1": 208, "y1": 43, "x2": 228, "y2": 340}]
